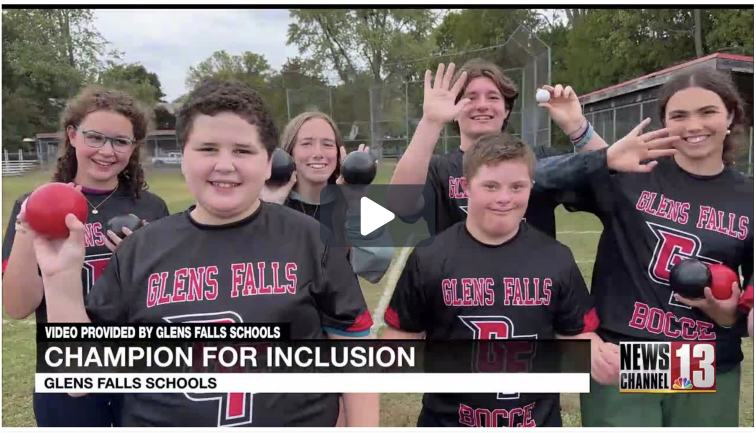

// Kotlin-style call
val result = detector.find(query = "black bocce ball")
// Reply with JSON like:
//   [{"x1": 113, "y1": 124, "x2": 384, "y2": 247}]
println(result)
[
  {"x1": 669, "y1": 259, "x2": 712, "y2": 299},
  {"x1": 107, "y1": 214, "x2": 143, "y2": 240},
  {"x1": 341, "y1": 151, "x2": 377, "y2": 185},
  {"x1": 267, "y1": 149, "x2": 295, "y2": 186}
]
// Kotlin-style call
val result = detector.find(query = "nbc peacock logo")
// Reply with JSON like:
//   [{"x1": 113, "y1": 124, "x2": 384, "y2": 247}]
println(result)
[{"x1": 673, "y1": 377, "x2": 693, "y2": 390}]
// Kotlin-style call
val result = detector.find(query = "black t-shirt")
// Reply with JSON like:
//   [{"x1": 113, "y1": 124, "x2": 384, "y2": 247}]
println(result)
[
  {"x1": 422, "y1": 145, "x2": 566, "y2": 238},
  {"x1": 84, "y1": 202, "x2": 372, "y2": 427},
  {"x1": 283, "y1": 188, "x2": 350, "y2": 247},
  {"x1": 2, "y1": 183, "x2": 169, "y2": 330},
  {"x1": 384, "y1": 221, "x2": 597, "y2": 427},
  {"x1": 568, "y1": 152, "x2": 753, "y2": 373}
]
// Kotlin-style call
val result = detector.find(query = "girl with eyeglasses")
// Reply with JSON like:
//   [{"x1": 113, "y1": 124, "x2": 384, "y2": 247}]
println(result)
[{"x1": 2, "y1": 86, "x2": 169, "y2": 427}]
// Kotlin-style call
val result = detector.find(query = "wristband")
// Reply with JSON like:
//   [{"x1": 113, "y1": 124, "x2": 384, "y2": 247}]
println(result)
[
  {"x1": 574, "y1": 123, "x2": 594, "y2": 149},
  {"x1": 570, "y1": 122, "x2": 590, "y2": 143},
  {"x1": 566, "y1": 118, "x2": 587, "y2": 139}
]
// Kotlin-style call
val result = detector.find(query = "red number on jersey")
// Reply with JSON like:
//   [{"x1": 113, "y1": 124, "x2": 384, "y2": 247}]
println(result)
[
  {"x1": 459, "y1": 316, "x2": 537, "y2": 400},
  {"x1": 163, "y1": 311, "x2": 253, "y2": 427}
]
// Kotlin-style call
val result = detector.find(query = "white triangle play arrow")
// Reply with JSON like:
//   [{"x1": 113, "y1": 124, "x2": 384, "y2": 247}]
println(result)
[{"x1": 360, "y1": 197, "x2": 395, "y2": 236}]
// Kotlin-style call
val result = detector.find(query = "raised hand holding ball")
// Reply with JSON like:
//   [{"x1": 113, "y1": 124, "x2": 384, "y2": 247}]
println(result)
[{"x1": 536, "y1": 89, "x2": 551, "y2": 104}]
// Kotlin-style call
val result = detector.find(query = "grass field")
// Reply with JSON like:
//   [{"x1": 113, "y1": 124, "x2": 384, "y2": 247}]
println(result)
[{"x1": 2, "y1": 163, "x2": 753, "y2": 427}]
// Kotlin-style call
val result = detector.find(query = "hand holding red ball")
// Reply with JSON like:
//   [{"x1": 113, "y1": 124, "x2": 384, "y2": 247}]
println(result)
[
  {"x1": 24, "y1": 183, "x2": 88, "y2": 239},
  {"x1": 19, "y1": 183, "x2": 89, "y2": 280},
  {"x1": 673, "y1": 260, "x2": 741, "y2": 328}
]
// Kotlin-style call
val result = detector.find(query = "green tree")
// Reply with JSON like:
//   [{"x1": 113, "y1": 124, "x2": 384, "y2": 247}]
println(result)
[
  {"x1": 2, "y1": 8, "x2": 111, "y2": 150},
  {"x1": 267, "y1": 57, "x2": 330, "y2": 129},
  {"x1": 288, "y1": 9, "x2": 436, "y2": 84},
  {"x1": 185, "y1": 50, "x2": 273, "y2": 91},
  {"x1": 97, "y1": 63, "x2": 161, "y2": 107},
  {"x1": 287, "y1": 9, "x2": 437, "y2": 148},
  {"x1": 557, "y1": 8, "x2": 753, "y2": 96},
  {"x1": 433, "y1": 9, "x2": 542, "y2": 55},
  {"x1": 560, "y1": 9, "x2": 696, "y2": 95},
  {"x1": 705, "y1": 8, "x2": 754, "y2": 56},
  {"x1": 3, "y1": 9, "x2": 110, "y2": 92},
  {"x1": 2, "y1": 86, "x2": 45, "y2": 152},
  {"x1": 99, "y1": 62, "x2": 165, "y2": 104},
  {"x1": 153, "y1": 105, "x2": 176, "y2": 130}
]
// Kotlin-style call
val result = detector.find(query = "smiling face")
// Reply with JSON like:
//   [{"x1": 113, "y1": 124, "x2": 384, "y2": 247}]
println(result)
[
  {"x1": 664, "y1": 87, "x2": 734, "y2": 163},
  {"x1": 181, "y1": 112, "x2": 272, "y2": 224},
  {"x1": 66, "y1": 110, "x2": 136, "y2": 188},
  {"x1": 463, "y1": 160, "x2": 531, "y2": 242},
  {"x1": 461, "y1": 133, "x2": 535, "y2": 244},
  {"x1": 290, "y1": 117, "x2": 339, "y2": 185},
  {"x1": 457, "y1": 77, "x2": 510, "y2": 142}
]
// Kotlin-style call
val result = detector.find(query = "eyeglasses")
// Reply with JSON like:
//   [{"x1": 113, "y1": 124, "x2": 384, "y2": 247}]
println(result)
[{"x1": 72, "y1": 126, "x2": 136, "y2": 153}]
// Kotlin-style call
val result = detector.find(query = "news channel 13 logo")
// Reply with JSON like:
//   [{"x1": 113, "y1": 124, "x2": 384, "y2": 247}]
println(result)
[{"x1": 619, "y1": 342, "x2": 716, "y2": 393}]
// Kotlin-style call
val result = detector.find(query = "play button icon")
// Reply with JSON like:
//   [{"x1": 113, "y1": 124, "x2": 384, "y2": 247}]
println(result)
[
  {"x1": 360, "y1": 196, "x2": 395, "y2": 236},
  {"x1": 318, "y1": 184, "x2": 436, "y2": 248}
]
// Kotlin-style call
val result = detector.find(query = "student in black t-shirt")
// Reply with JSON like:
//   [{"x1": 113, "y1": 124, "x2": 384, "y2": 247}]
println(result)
[
  {"x1": 260, "y1": 111, "x2": 393, "y2": 427},
  {"x1": 556, "y1": 67, "x2": 754, "y2": 427},
  {"x1": 388, "y1": 59, "x2": 609, "y2": 238},
  {"x1": 2, "y1": 86, "x2": 169, "y2": 427},
  {"x1": 260, "y1": 111, "x2": 393, "y2": 284},
  {"x1": 379, "y1": 131, "x2": 674, "y2": 427},
  {"x1": 28, "y1": 79, "x2": 378, "y2": 427}
]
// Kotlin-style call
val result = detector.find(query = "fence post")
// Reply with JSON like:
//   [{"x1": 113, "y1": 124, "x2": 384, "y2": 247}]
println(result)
[
  {"x1": 405, "y1": 81, "x2": 409, "y2": 158},
  {"x1": 286, "y1": 89, "x2": 292, "y2": 121},
  {"x1": 369, "y1": 86, "x2": 375, "y2": 150}
]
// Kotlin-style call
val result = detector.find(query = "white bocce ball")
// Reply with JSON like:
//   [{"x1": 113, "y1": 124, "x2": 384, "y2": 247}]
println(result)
[{"x1": 536, "y1": 89, "x2": 551, "y2": 103}]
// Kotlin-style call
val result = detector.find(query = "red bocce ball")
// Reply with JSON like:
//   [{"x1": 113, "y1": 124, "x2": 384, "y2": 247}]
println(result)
[
  {"x1": 708, "y1": 264, "x2": 740, "y2": 301},
  {"x1": 25, "y1": 183, "x2": 88, "y2": 239}
]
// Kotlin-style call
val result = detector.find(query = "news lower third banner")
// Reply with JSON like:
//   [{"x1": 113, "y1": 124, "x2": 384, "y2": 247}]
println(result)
[{"x1": 35, "y1": 324, "x2": 590, "y2": 394}]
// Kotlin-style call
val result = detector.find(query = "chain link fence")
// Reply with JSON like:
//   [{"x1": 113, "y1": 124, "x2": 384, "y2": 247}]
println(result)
[{"x1": 282, "y1": 26, "x2": 551, "y2": 159}]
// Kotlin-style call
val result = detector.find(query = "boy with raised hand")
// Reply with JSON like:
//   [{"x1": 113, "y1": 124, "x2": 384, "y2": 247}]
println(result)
[{"x1": 389, "y1": 59, "x2": 608, "y2": 238}]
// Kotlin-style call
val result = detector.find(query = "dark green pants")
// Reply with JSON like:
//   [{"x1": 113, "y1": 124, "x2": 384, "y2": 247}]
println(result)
[{"x1": 580, "y1": 364, "x2": 741, "y2": 427}]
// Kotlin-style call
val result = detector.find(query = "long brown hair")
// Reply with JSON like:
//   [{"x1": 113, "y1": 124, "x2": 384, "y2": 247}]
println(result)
[
  {"x1": 658, "y1": 67, "x2": 745, "y2": 165},
  {"x1": 280, "y1": 111, "x2": 343, "y2": 184},
  {"x1": 54, "y1": 86, "x2": 150, "y2": 198},
  {"x1": 281, "y1": 111, "x2": 348, "y2": 245}
]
